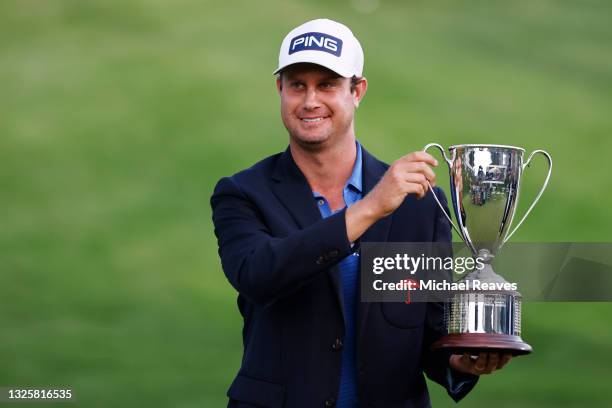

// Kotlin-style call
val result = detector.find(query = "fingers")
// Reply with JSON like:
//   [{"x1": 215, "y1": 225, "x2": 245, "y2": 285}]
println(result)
[
  {"x1": 388, "y1": 163, "x2": 435, "y2": 199},
  {"x1": 473, "y1": 352, "x2": 488, "y2": 374},
  {"x1": 498, "y1": 353, "x2": 512, "y2": 369},
  {"x1": 472, "y1": 352, "x2": 511, "y2": 375},
  {"x1": 450, "y1": 352, "x2": 511, "y2": 376},
  {"x1": 405, "y1": 162, "x2": 437, "y2": 186},
  {"x1": 393, "y1": 159, "x2": 437, "y2": 189},
  {"x1": 402, "y1": 151, "x2": 439, "y2": 167},
  {"x1": 404, "y1": 175, "x2": 429, "y2": 199},
  {"x1": 370, "y1": 150, "x2": 440, "y2": 215},
  {"x1": 448, "y1": 353, "x2": 474, "y2": 374},
  {"x1": 406, "y1": 183, "x2": 429, "y2": 200},
  {"x1": 460, "y1": 352, "x2": 471, "y2": 366},
  {"x1": 485, "y1": 352, "x2": 499, "y2": 373}
]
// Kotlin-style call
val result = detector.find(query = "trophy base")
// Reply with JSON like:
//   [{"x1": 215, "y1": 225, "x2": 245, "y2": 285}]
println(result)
[{"x1": 432, "y1": 333, "x2": 532, "y2": 356}]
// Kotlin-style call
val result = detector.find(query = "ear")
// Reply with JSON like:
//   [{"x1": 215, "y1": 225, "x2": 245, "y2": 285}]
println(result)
[
  {"x1": 276, "y1": 77, "x2": 282, "y2": 94},
  {"x1": 353, "y1": 77, "x2": 368, "y2": 108}
]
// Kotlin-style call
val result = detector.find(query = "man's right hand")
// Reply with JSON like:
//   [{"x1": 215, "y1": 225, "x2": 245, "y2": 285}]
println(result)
[{"x1": 345, "y1": 151, "x2": 439, "y2": 243}]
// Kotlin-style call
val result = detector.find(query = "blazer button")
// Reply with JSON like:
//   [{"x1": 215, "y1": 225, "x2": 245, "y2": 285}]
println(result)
[
  {"x1": 316, "y1": 255, "x2": 326, "y2": 265},
  {"x1": 331, "y1": 338, "x2": 343, "y2": 351},
  {"x1": 324, "y1": 397, "x2": 336, "y2": 407},
  {"x1": 328, "y1": 249, "x2": 339, "y2": 258}
]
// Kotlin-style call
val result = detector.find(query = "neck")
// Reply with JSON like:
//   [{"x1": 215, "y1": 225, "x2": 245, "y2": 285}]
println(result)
[{"x1": 290, "y1": 135, "x2": 357, "y2": 195}]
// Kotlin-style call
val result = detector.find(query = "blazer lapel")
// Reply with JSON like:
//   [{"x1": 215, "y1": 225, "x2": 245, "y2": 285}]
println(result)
[
  {"x1": 270, "y1": 148, "x2": 322, "y2": 229},
  {"x1": 270, "y1": 146, "x2": 392, "y2": 335},
  {"x1": 270, "y1": 148, "x2": 345, "y2": 315},
  {"x1": 360, "y1": 147, "x2": 394, "y2": 241},
  {"x1": 358, "y1": 148, "x2": 393, "y2": 343}
]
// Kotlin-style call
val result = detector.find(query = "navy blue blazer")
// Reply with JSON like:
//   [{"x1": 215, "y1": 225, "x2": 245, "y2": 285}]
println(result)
[{"x1": 211, "y1": 146, "x2": 478, "y2": 408}]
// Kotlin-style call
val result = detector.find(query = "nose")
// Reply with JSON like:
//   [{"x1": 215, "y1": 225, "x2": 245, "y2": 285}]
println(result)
[{"x1": 303, "y1": 87, "x2": 321, "y2": 110}]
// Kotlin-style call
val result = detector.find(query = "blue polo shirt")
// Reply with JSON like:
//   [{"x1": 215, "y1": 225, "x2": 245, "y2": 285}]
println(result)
[{"x1": 312, "y1": 141, "x2": 362, "y2": 408}]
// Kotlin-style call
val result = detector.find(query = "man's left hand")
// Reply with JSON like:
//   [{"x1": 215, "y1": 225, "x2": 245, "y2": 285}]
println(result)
[{"x1": 449, "y1": 352, "x2": 512, "y2": 375}]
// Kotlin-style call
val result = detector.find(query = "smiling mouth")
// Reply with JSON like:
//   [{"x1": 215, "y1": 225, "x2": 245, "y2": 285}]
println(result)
[{"x1": 300, "y1": 117, "x2": 329, "y2": 123}]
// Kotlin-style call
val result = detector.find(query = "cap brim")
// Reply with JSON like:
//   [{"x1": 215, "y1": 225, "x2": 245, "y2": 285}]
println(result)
[{"x1": 273, "y1": 53, "x2": 354, "y2": 78}]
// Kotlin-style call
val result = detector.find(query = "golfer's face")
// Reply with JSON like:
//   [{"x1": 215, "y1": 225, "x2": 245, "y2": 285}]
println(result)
[{"x1": 277, "y1": 64, "x2": 356, "y2": 148}]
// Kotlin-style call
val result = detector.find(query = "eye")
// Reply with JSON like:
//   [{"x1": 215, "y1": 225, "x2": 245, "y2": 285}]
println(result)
[
  {"x1": 289, "y1": 81, "x2": 304, "y2": 90},
  {"x1": 319, "y1": 82, "x2": 333, "y2": 89}
]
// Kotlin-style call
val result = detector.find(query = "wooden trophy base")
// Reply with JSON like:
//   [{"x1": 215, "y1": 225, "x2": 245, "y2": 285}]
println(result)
[{"x1": 432, "y1": 333, "x2": 533, "y2": 356}]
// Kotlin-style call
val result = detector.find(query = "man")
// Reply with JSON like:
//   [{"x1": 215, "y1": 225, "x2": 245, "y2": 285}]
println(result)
[{"x1": 211, "y1": 19, "x2": 511, "y2": 408}]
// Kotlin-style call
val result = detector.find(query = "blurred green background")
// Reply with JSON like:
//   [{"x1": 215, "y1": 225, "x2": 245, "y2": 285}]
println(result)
[{"x1": 1, "y1": 0, "x2": 611, "y2": 407}]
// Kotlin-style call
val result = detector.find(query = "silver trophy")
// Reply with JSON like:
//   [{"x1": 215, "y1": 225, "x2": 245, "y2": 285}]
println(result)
[{"x1": 424, "y1": 143, "x2": 552, "y2": 355}]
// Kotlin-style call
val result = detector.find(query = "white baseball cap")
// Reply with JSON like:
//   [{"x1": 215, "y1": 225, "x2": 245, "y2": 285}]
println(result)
[{"x1": 273, "y1": 18, "x2": 364, "y2": 78}]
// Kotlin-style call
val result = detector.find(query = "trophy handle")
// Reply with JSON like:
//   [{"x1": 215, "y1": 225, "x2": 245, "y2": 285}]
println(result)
[
  {"x1": 503, "y1": 149, "x2": 553, "y2": 243},
  {"x1": 423, "y1": 143, "x2": 463, "y2": 238}
]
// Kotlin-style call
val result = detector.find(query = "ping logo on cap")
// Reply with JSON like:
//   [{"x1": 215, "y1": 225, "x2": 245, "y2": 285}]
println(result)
[{"x1": 289, "y1": 32, "x2": 343, "y2": 57}]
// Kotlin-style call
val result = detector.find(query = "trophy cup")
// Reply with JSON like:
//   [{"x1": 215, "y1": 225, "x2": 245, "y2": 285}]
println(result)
[{"x1": 424, "y1": 144, "x2": 552, "y2": 355}]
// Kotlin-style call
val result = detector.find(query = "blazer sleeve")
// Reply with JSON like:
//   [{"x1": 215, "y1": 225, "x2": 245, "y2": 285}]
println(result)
[
  {"x1": 211, "y1": 176, "x2": 353, "y2": 307},
  {"x1": 421, "y1": 187, "x2": 479, "y2": 401}
]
